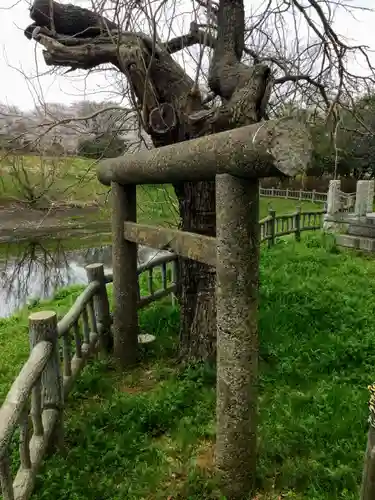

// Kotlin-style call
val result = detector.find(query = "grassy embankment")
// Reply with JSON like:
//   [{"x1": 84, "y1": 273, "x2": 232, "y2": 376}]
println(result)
[
  {"x1": 0, "y1": 153, "x2": 323, "y2": 228},
  {"x1": 1, "y1": 234, "x2": 374, "y2": 499}
]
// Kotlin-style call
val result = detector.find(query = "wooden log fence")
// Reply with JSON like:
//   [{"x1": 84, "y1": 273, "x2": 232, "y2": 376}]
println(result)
[
  {"x1": 0, "y1": 254, "x2": 178, "y2": 500},
  {"x1": 0, "y1": 206, "x2": 323, "y2": 500}
]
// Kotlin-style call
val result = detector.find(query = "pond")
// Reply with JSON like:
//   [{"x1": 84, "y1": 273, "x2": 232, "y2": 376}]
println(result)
[{"x1": 0, "y1": 239, "x2": 165, "y2": 318}]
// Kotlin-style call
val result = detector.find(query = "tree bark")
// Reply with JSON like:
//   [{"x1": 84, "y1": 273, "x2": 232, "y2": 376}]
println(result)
[{"x1": 177, "y1": 181, "x2": 216, "y2": 361}]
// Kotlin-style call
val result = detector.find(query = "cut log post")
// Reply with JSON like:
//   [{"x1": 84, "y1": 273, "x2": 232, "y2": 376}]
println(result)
[
  {"x1": 29, "y1": 311, "x2": 63, "y2": 454},
  {"x1": 295, "y1": 206, "x2": 301, "y2": 242},
  {"x1": 268, "y1": 208, "x2": 276, "y2": 248},
  {"x1": 111, "y1": 182, "x2": 139, "y2": 368},
  {"x1": 215, "y1": 174, "x2": 260, "y2": 499},
  {"x1": 86, "y1": 263, "x2": 112, "y2": 355}
]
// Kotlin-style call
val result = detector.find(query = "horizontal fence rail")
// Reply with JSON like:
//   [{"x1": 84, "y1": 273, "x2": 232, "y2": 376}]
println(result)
[
  {"x1": 260, "y1": 186, "x2": 357, "y2": 211},
  {"x1": 0, "y1": 253, "x2": 177, "y2": 500},
  {"x1": 260, "y1": 187, "x2": 328, "y2": 203},
  {"x1": 260, "y1": 208, "x2": 324, "y2": 246},
  {"x1": 0, "y1": 208, "x2": 322, "y2": 500}
]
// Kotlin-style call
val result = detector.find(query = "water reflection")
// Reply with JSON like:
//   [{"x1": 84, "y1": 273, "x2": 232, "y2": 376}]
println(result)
[{"x1": 0, "y1": 240, "x2": 160, "y2": 318}]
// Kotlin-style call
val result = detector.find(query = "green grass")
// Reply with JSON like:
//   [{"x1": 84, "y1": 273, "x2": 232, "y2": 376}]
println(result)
[
  {"x1": 0, "y1": 154, "x2": 101, "y2": 206},
  {"x1": 0, "y1": 154, "x2": 322, "y2": 230},
  {"x1": 0, "y1": 153, "x2": 179, "y2": 227},
  {"x1": 3, "y1": 238, "x2": 367, "y2": 499},
  {"x1": 0, "y1": 234, "x2": 372, "y2": 499}
]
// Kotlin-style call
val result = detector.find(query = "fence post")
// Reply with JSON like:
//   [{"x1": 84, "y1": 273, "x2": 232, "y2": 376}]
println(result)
[
  {"x1": 271, "y1": 187, "x2": 274, "y2": 197},
  {"x1": 111, "y1": 182, "x2": 139, "y2": 368},
  {"x1": 29, "y1": 311, "x2": 63, "y2": 453},
  {"x1": 268, "y1": 208, "x2": 276, "y2": 248},
  {"x1": 215, "y1": 174, "x2": 259, "y2": 498},
  {"x1": 286, "y1": 188, "x2": 289, "y2": 199},
  {"x1": 86, "y1": 263, "x2": 112, "y2": 355},
  {"x1": 171, "y1": 259, "x2": 179, "y2": 307},
  {"x1": 312, "y1": 189, "x2": 316, "y2": 203},
  {"x1": 299, "y1": 189, "x2": 302, "y2": 201},
  {"x1": 361, "y1": 384, "x2": 375, "y2": 500},
  {"x1": 295, "y1": 206, "x2": 301, "y2": 242}
]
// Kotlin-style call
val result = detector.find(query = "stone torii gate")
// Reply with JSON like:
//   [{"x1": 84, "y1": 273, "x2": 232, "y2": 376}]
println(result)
[{"x1": 97, "y1": 116, "x2": 311, "y2": 499}]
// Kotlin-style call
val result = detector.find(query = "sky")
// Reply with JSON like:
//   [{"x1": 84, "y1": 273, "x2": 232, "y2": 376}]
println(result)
[{"x1": 0, "y1": 0, "x2": 374, "y2": 111}]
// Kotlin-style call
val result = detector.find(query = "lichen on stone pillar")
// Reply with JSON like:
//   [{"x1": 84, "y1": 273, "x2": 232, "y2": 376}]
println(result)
[
  {"x1": 323, "y1": 179, "x2": 341, "y2": 232},
  {"x1": 355, "y1": 180, "x2": 374, "y2": 217}
]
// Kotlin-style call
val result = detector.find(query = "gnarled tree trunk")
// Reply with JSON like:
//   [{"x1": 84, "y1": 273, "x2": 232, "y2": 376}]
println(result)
[{"x1": 24, "y1": 0, "x2": 271, "y2": 365}]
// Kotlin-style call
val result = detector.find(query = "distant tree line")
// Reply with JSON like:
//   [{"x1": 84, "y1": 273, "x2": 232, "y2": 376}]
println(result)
[
  {"x1": 0, "y1": 100, "x2": 140, "y2": 158},
  {"x1": 1, "y1": 94, "x2": 375, "y2": 183}
]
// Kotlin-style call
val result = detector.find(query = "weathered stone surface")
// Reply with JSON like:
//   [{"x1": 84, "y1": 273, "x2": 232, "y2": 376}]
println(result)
[
  {"x1": 367, "y1": 213, "x2": 375, "y2": 225},
  {"x1": 123, "y1": 222, "x2": 216, "y2": 266},
  {"x1": 335, "y1": 234, "x2": 375, "y2": 252},
  {"x1": 361, "y1": 384, "x2": 375, "y2": 500},
  {"x1": 348, "y1": 223, "x2": 375, "y2": 238},
  {"x1": 215, "y1": 174, "x2": 259, "y2": 499},
  {"x1": 98, "y1": 117, "x2": 312, "y2": 186},
  {"x1": 355, "y1": 181, "x2": 374, "y2": 216},
  {"x1": 111, "y1": 183, "x2": 139, "y2": 368},
  {"x1": 323, "y1": 179, "x2": 341, "y2": 232}
]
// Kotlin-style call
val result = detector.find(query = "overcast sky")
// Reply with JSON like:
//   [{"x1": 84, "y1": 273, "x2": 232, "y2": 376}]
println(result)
[{"x1": 0, "y1": 0, "x2": 374, "y2": 111}]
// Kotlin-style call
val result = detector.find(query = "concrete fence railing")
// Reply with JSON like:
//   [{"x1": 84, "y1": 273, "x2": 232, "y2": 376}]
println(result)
[
  {"x1": 0, "y1": 254, "x2": 177, "y2": 500},
  {"x1": 260, "y1": 187, "x2": 327, "y2": 203},
  {"x1": 0, "y1": 207, "x2": 326, "y2": 500},
  {"x1": 260, "y1": 187, "x2": 356, "y2": 213}
]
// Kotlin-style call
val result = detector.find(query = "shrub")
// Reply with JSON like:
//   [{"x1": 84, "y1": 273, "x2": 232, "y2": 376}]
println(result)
[{"x1": 78, "y1": 134, "x2": 127, "y2": 159}]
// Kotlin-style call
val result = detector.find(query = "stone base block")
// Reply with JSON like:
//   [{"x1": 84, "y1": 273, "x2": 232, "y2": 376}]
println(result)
[
  {"x1": 348, "y1": 224, "x2": 375, "y2": 238},
  {"x1": 335, "y1": 234, "x2": 375, "y2": 252},
  {"x1": 366, "y1": 213, "x2": 375, "y2": 225}
]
